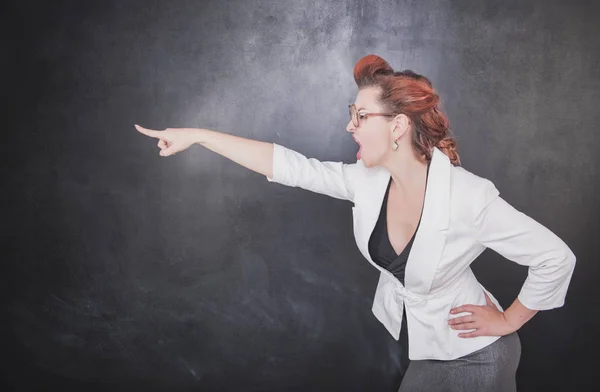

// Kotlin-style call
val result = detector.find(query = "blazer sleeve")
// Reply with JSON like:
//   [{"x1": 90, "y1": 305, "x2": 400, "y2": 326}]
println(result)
[
  {"x1": 473, "y1": 179, "x2": 577, "y2": 311},
  {"x1": 265, "y1": 143, "x2": 359, "y2": 202}
]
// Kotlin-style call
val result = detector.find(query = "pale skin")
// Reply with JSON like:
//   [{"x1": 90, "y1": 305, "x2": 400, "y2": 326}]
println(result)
[{"x1": 134, "y1": 85, "x2": 538, "y2": 338}]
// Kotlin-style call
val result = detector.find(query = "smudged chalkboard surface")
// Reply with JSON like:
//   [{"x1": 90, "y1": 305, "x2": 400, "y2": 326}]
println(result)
[{"x1": 4, "y1": 0, "x2": 592, "y2": 391}]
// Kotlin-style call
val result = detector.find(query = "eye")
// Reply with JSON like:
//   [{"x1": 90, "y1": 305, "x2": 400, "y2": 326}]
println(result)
[{"x1": 358, "y1": 112, "x2": 367, "y2": 119}]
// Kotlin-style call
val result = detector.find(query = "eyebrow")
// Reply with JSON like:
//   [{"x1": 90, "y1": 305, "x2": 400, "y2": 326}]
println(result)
[{"x1": 351, "y1": 102, "x2": 369, "y2": 111}]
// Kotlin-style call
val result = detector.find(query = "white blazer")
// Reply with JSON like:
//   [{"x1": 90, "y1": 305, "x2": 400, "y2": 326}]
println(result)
[{"x1": 266, "y1": 143, "x2": 576, "y2": 360}]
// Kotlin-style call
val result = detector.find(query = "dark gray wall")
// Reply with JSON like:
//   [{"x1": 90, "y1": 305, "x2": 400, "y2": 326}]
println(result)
[{"x1": 4, "y1": 0, "x2": 598, "y2": 391}]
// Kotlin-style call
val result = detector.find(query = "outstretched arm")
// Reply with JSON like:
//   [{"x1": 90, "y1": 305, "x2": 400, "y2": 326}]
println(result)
[{"x1": 196, "y1": 129, "x2": 359, "y2": 202}]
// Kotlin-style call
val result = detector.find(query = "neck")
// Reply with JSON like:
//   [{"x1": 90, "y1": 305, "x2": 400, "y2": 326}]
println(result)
[{"x1": 381, "y1": 145, "x2": 429, "y2": 195}]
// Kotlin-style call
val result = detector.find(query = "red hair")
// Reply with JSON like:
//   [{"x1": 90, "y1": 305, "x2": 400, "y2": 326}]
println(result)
[{"x1": 353, "y1": 54, "x2": 461, "y2": 166}]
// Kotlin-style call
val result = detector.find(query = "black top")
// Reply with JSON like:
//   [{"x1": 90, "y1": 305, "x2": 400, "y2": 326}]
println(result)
[{"x1": 367, "y1": 161, "x2": 431, "y2": 286}]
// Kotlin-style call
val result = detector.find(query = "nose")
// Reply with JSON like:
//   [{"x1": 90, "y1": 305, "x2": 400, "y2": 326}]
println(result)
[{"x1": 346, "y1": 120, "x2": 356, "y2": 133}]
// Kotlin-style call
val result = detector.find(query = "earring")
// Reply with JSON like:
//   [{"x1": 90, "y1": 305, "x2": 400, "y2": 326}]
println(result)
[{"x1": 392, "y1": 140, "x2": 399, "y2": 151}]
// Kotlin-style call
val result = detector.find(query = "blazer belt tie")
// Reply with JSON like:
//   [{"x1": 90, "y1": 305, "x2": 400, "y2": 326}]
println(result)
[
  {"x1": 393, "y1": 285, "x2": 428, "y2": 306},
  {"x1": 393, "y1": 280, "x2": 464, "y2": 306}
]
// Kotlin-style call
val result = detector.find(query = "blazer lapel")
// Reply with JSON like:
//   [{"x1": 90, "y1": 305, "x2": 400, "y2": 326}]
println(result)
[{"x1": 353, "y1": 146, "x2": 451, "y2": 295}]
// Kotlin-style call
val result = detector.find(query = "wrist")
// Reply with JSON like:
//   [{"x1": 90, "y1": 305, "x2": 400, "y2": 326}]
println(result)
[
  {"x1": 500, "y1": 313, "x2": 516, "y2": 334},
  {"x1": 501, "y1": 311, "x2": 521, "y2": 332},
  {"x1": 502, "y1": 298, "x2": 539, "y2": 332},
  {"x1": 192, "y1": 128, "x2": 210, "y2": 145}
]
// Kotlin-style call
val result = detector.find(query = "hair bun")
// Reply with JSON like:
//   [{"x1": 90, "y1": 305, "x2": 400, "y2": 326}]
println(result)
[{"x1": 353, "y1": 54, "x2": 394, "y2": 86}]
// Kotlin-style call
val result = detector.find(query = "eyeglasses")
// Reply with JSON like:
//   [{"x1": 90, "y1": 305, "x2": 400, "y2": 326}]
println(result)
[{"x1": 348, "y1": 104, "x2": 398, "y2": 127}]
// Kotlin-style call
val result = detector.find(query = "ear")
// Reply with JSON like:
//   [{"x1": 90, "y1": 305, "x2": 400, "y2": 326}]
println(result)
[{"x1": 391, "y1": 113, "x2": 411, "y2": 138}]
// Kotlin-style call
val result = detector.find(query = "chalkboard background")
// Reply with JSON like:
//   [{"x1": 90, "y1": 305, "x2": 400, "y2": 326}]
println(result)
[{"x1": 4, "y1": 0, "x2": 598, "y2": 391}]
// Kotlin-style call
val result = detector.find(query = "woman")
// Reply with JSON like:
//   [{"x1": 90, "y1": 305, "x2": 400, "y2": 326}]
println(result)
[{"x1": 135, "y1": 54, "x2": 576, "y2": 391}]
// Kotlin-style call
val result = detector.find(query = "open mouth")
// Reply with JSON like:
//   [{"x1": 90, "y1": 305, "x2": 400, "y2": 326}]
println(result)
[{"x1": 354, "y1": 137, "x2": 362, "y2": 160}]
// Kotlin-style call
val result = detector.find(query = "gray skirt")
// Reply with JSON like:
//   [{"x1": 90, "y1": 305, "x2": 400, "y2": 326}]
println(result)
[{"x1": 397, "y1": 331, "x2": 522, "y2": 392}]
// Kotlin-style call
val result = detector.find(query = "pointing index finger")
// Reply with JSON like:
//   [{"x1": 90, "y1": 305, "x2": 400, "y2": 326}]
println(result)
[{"x1": 134, "y1": 124, "x2": 162, "y2": 138}]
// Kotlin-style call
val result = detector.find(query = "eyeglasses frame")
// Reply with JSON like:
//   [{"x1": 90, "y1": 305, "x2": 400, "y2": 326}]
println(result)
[{"x1": 348, "y1": 104, "x2": 398, "y2": 127}]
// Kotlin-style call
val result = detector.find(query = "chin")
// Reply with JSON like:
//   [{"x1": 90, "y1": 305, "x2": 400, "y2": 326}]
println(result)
[{"x1": 361, "y1": 156, "x2": 382, "y2": 169}]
